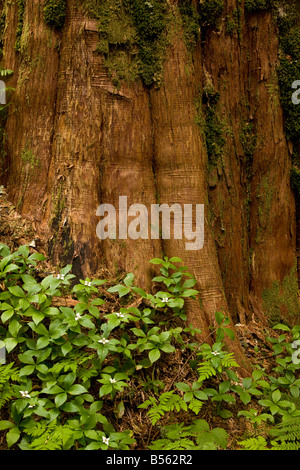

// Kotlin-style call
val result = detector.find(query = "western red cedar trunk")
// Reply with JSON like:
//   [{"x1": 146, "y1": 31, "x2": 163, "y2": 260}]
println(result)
[{"x1": 0, "y1": 0, "x2": 299, "y2": 374}]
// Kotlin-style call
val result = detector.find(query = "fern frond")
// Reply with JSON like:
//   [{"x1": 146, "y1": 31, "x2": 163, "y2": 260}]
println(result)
[
  {"x1": 238, "y1": 436, "x2": 268, "y2": 450},
  {"x1": 0, "y1": 363, "x2": 19, "y2": 383},
  {"x1": 0, "y1": 363, "x2": 19, "y2": 409},
  {"x1": 221, "y1": 352, "x2": 239, "y2": 369},
  {"x1": 272, "y1": 440, "x2": 300, "y2": 450},
  {"x1": 24, "y1": 420, "x2": 75, "y2": 450},
  {"x1": 197, "y1": 361, "x2": 216, "y2": 381},
  {"x1": 0, "y1": 383, "x2": 15, "y2": 409},
  {"x1": 149, "y1": 423, "x2": 198, "y2": 450},
  {"x1": 149, "y1": 437, "x2": 196, "y2": 450},
  {"x1": 269, "y1": 416, "x2": 300, "y2": 450},
  {"x1": 188, "y1": 398, "x2": 203, "y2": 415},
  {"x1": 24, "y1": 420, "x2": 55, "y2": 438},
  {"x1": 139, "y1": 391, "x2": 188, "y2": 425}
]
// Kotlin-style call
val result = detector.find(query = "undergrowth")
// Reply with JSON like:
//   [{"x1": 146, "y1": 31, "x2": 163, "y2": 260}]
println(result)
[{"x1": 0, "y1": 244, "x2": 300, "y2": 450}]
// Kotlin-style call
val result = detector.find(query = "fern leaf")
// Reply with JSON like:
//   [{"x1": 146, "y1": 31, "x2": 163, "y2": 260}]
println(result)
[
  {"x1": 221, "y1": 353, "x2": 239, "y2": 369},
  {"x1": 25, "y1": 421, "x2": 75, "y2": 450},
  {"x1": 238, "y1": 436, "x2": 268, "y2": 450},
  {"x1": 197, "y1": 361, "x2": 216, "y2": 381},
  {"x1": 0, "y1": 363, "x2": 19, "y2": 409},
  {"x1": 269, "y1": 416, "x2": 300, "y2": 450},
  {"x1": 188, "y1": 398, "x2": 203, "y2": 415},
  {"x1": 140, "y1": 391, "x2": 188, "y2": 425}
]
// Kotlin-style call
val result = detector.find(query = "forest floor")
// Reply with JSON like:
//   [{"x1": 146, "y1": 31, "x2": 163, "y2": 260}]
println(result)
[{"x1": 0, "y1": 186, "x2": 287, "y2": 450}]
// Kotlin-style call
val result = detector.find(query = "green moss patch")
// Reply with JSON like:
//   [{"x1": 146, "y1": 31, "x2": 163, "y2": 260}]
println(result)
[
  {"x1": 43, "y1": 0, "x2": 66, "y2": 30},
  {"x1": 198, "y1": 0, "x2": 224, "y2": 27},
  {"x1": 15, "y1": 0, "x2": 25, "y2": 52},
  {"x1": 244, "y1": 0, "x2": 274, "y2": 13},
  {"x1": 262, "y1": 263, "x2": 300, "y2": 327}
]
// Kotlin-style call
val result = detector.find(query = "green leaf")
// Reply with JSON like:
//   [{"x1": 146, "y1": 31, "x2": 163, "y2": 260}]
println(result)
[
  {"x1": 19, "y1": 365, "x2": 35, "y2": 376},
  {"x1": 182, "y1": 278, "x2": 196, "y2": 288},
  {"x1": 242, "y1": 377, "x2": 252, "y2": 389},
  {"x1": 100, "y1": 384, "x2": 113, "y2": 397},
  {"x1": 18, "y1": 351, "x2": 35, "y2": 364},
  {"x1": 18, "y1": 245, "x2": 30, "y2": 258},
  {"x1": 4, "y1": 337, "x2": 18, "y2": 353},
  {"x1": 9, "y1": 320, "x2": 21, "y2": 340},
  {"x1": 224, "y1": 327, "x2": 235, "y2": 340},
  {"x1": 68, "y1": 384, "x2": 88, "y2": 395},
  {"x1": 169, "y1": 257, "x2": 183, "y2": 263},
  {"x1": 272, "y1": 389, "x2": 281, "y2": 404},
  {"x1": 36, "y1": 364, "x2": 48, "y2": 374},
  {"x1": 215, "y1": 311, "x2": 225, "y2": 326},
  {"x1": 28, "y1": 252, "x2": 46, "y2": 262},
  {"x1": 117, "y1": 286, "x2": 131, "y2": 297},
  {"x1": 8, "y1": 286, "x2": 26, "y2": 298},
  {"x1": 61, "y1": 342, "x2": 73, "y2": 356},
  {"x1": 3, "y1": 263, "x2": 19, "y2": 274},
  {"x1": 149, "y1": 258, "x2": 164, "y2": 265},
  {"x1": 131, "y1": 328, "x2": 145, "y2": 337},
  {"x1": 180, "y1": 289, "x2": 199, "y2": 297},
  {"x1": 240, "y1": 391, "x2": 251, "y2": 405},
  {"x1": 32, "y1": 310, "x2": 45, "y2": 325},
  {"x1": 91, "y1": 298, "x2": 105, "y2": 306},
  {"x1": 0, "y1": 420, "x2": 14, "y2": 430},
  {"x1": 1, "y1": 309, "x2": 15, "y2": 322},
  {"x1": 218, "y1": 409, "x2": 232, "y2": 419},
  {"x1": 273, "y1": 323, "x2": 290, "y2": 331},
  {"x1": 290, "y1": 385, "x2": 300, "y2": 398},
  {"x1": 6, "y1": 427, "x2": 20, "y2": 448},
  {"x1": 149, "y1": 348, "x2": 161, "y2": 363},
  {"x1": 123, "y1": 273, "x2": 134, "y2": 287},
  {"x1": 55, "y1": 393, "x2": 68, "y2": 407},
  {"x1": 44, "y1": 307, "x2": 60, "y2": 316},
  {"x1": 175, "y1": 382, "x2": 191, "y2": 392},
  {"x1": 270, "y1": 404, "x2": 279, "y2": 415},
  {"x1": 36, "y1": 336, "x2": 50, "y2": 349},
  {"x1": 194, "y1": 390, "x2": 209, "y2": 401},
  {"x1": 160, "y1": 343, "x2": 175, "y2": 353}
]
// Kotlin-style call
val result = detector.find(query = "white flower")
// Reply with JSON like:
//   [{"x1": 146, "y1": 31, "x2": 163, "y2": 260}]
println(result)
[
  {"x1": 161, "y1": 298, "x2": 169, "y2": 303},
  {"x1": 28, "y1": 404, "x2": 35, "y2": 408},
  {"x1": 98, "y1": 338, "x2": 109, "y2": 345},
  {"x1": 20, "y1": 390, "x2": 31, "y2": 398},
  {"x1": 84, "y1": 281, "x2": 92, "y2": 287},
  {"x1": 115, "y1": 312, "x2": 125, "y2": 318},
  {"x1": 102, "y1": 436, "x2": 110, "y2": 446},
  {"x1": 211, "y1": 351, "x2": 220, "y2": 356},
  {"x1": 109, "y1": 378, "x2": 117, "y2": 384},
  {"x1": 57, "y1": 274, "x2": 65, "y2": 280},
  {"x1": 75, "y1": 313, "x2": 81, "y2": 321}
]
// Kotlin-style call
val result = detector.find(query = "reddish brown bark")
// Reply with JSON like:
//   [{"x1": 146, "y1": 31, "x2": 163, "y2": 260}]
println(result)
[{"x1": 0, "y1": 0, "x2": 299, "y2": 373}]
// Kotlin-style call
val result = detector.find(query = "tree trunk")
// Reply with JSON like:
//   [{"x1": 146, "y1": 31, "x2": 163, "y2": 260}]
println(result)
[{"x1": 1, "y1": 0, "x2": 299, "y2": 373}]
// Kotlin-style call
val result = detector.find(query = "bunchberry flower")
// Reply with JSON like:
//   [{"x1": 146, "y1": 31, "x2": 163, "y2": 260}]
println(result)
[{"x1": 98, "y1": 338, "x2": 109, "y2": 345}]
